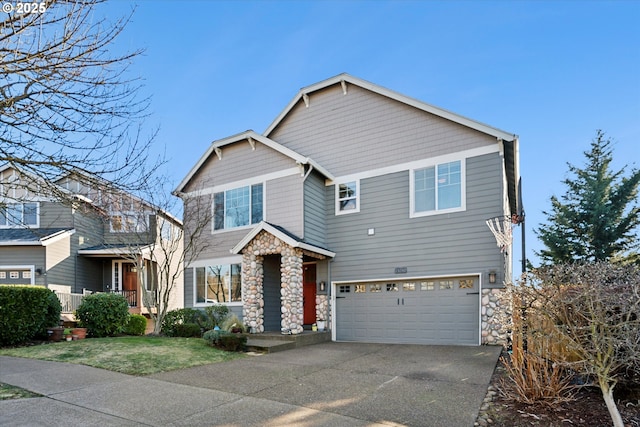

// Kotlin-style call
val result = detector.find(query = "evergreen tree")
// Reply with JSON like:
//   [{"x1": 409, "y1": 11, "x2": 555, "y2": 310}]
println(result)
[{"x1": 537, "y1": 130, "x2": 640, "y2": 264}]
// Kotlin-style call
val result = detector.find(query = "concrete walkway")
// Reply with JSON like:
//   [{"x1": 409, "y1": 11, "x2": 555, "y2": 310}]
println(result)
[{"x1": 0, "y1": 342, "x2": 501, "y2": 427}]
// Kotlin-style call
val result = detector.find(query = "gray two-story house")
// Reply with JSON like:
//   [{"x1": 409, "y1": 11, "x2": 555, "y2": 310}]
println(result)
[
  {"x1": 175, "y1": 74, "x2": 520, "y2": 346},
  {"x1": 0, "y1": 165, "x2": 184, "y2": 315}
]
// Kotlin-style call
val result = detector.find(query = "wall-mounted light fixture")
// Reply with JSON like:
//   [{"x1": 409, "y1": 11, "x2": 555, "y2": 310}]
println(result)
[
  {"x1": 35, "y1": 268, "x2": 42, "y2": 276},
  {"x1": 488, "y1": 271, "x2": 497, "y2": 284},
  {"x1": 319, "y1": 281, "x2": 326, "y2": 292}
]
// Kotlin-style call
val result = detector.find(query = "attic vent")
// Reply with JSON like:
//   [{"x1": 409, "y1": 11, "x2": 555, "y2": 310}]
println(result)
[
  {"x1": 302, "y1": 93, "x2": 310, "y2": 108},
  {"x1": 341, "y1": 80, "x2": 347, "y2": 95}
]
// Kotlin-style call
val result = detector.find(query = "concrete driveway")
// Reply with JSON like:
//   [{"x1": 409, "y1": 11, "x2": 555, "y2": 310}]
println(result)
[{"x1": 1, "y1": 342, "x2": 500, "y2": 427}]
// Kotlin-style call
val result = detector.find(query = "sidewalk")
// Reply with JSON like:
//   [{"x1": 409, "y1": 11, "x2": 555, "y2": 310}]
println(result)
[{"x1": 1, "y1": 342, "x2": 501, "y2": 426}]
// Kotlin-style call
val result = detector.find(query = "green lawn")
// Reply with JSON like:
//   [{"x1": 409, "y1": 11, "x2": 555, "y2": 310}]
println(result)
[{"x1": 0, "y1": 336, "x2": 245, "y2": 376}]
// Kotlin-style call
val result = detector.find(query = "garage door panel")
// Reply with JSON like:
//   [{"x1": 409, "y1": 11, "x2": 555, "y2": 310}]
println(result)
[{"x1": 335, "y1": 276, "x2": 479, "y2": 346}]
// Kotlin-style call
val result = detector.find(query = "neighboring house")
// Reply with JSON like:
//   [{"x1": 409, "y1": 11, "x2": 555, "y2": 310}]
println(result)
[
  {"x1": 174, "y1": 74, "x2": 520, "y2": 346},
  {"x1": 0, "y1": 165, "x2": 184, "y2": 315}
]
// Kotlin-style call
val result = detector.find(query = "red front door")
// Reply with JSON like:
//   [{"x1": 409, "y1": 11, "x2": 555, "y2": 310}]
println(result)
[{"x1": 303, "y1": 264, "x2": 316, "y2": 325}]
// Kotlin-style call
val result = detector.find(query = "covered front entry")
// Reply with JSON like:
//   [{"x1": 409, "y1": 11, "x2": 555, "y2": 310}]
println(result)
[
  {"x1": 334, "y1": 275, "x2": 480, "y2": 345},
  {"x1": 232, "y1": 222, "x2": 335, "y2": 335}
]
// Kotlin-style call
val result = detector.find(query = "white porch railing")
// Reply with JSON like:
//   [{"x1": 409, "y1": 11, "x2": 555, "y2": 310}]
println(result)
[{"x1": 56, "y1": 292, "x2": 85, "y2": 313}]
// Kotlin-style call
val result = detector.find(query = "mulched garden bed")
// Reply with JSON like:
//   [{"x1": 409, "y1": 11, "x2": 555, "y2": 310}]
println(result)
[{"x1": 480, "y1": 352, "x2": 640, "y2": 426}]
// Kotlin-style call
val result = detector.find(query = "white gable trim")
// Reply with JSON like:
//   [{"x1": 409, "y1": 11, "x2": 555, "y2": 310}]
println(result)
[
  {"x1": 264, "y1": 74, "x2": 517, "y2": 142},
  {"x1": 231, "y1": 221, "x2": 336, "y2": 258},
  {"x1": 174, "y1": 131, "x2": 334, "y2": 195}
]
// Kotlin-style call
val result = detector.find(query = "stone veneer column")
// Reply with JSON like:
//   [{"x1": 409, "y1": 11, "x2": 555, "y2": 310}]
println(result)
[
  {"x1": 481, "y1": 287, "x2": 512, "y2": 345},
  {"x1": 241, "y1": 230, "x2": 305, "y2": 335},
  {"x1": 242, "y1": 251, "x2": 264, "y2": 333},
  {"x1": 280, "y1": 246, "x2": 304, "y2": 334},
  {"x1": 315, "y1": 295, "x2": 329, "y2": 326}
]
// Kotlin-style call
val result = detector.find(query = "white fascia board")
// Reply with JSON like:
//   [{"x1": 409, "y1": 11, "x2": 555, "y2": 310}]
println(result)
[
  {"x1": 40, "y1": 229, "x2": 76, "y2": 247},
  {"x1": 263, "y1": 73, "x2": 517, "y2": 142},
  {"x1": 78, "y1": 244, "x2": 152, "y2": 257}
]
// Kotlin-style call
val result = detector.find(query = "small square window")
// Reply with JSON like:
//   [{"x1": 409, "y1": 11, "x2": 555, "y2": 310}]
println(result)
[
  {"x1": 10, "y1": 271, "x2": 19, "y2": 279},
  {"x1": 339, "y1": 285, "x2": 351, "y2": 293},
  {"x1": 355, "y1": 284, "x2": 366, "y2": 293},
  {"x1": 0, "y1": 272, "x2": 6, "y2": 279},
  {"x1": 370, "y1": 284, "x2": 382, "y2": 293},
  {"x1": 22, "y1": 271, "x2": 32, "y2": 279},
  {"x1": 336, "y1": 181, "x2": 360, "y2": 215},
  {"x1": 386, "y1": 283, "x2": 398, "y2": 292}
]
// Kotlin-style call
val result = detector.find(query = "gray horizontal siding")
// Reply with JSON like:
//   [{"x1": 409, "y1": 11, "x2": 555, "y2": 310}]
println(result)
[
  {"x1": 40, "y1": 202, "x2": 74, "y2": 228},
  {"x1": 184, "y1": 140, "x2": 297, "y2": 193},
  {"x1": 0, "y1": 246, "x2": 45, "y2": 286},
  {"x1": 265, "y1": 175, "x2": 303, "y2": 237},
  {"x1": 270, "y1": 84, "x2": 497, "y2": 177},
  {"x1": 303, "y1": 171, "x2": 327, "y2": 247},
  {"x1": 326, "y1": 153, "x2": 505, "y2": 283}
]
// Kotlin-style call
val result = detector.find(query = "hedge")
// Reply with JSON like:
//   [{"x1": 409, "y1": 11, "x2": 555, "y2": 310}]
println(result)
[{"x1": 0, "y1": 286, "x2": 62, "y2": 345}]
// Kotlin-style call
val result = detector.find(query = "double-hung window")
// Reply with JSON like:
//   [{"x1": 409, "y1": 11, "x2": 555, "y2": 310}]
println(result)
[
  {"x1": 0, "y1": 202, "x2": 39, "y2": 227},
  {"x1": 335, "y1": 180, "x2": 360, "y2": 215},
  {"x1": 213, "y1": 183, "x2": 263, "y2": 231},
  {"x1": 411, "y1": 160, "x2": 464, "y2": 217}
]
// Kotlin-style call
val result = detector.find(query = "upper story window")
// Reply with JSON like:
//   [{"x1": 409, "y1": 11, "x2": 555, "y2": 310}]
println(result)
[
  {"x1": 335, "y1": 180, "x2": 360, "y2": 215},
  {"x1": 110, "y1": 212, "x2": 149, "y2": 233},
  {"x1": 0, "y1": 202, "x2": 39, "y2": 228},
  {"x1": 213, "y1": 183, "x2": 263, "y2": 231},
  {"x1": 411, "y1": 159, "x2": 464, "y2": 217}
]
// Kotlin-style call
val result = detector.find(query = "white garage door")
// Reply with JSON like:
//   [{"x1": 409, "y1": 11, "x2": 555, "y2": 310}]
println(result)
[{"x1": 334, "y1": 276, "x2": 480, "y2": 346}]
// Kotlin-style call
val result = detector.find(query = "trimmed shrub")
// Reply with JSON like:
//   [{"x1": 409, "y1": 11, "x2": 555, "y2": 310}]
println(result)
[
  {"x1": 203, "y1": 329, "x2": 247, "y2": 352},
  {"x1": 174, "y1": 322, "x2": 202, "y2": 338},
  {"x1": 76, "y1": 293, "x2": 129, "y2": 337},
  {"x1": 161, "y1": 308, "x2": 203, "y2": 337},
  {"x1": 0, "y1": 286, "x2": 62, "y2": 345},
  {"x1": 124, "y1": 314, "x2": 147, "y2": 336}
]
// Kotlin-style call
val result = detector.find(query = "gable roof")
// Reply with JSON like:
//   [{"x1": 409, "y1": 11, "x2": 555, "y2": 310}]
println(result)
[
  {"x1": 231, "y1": 221, "x2": 336, "y2": 258},
  {"x1": 264, "y1": 73, "x2": 518, "y2": 143},
  {"x1": 173, "y1": 130, "x2": 334, "y2": 195}
]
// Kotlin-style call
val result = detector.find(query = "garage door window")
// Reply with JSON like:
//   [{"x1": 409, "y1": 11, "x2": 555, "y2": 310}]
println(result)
[
  {"x1": 370, "y1": 284, "x2": 381, "y2": 292},
  {"x1": 420, "y1": 281, "x2": 435, "y2": 291},
  {"x1": 403, "y1": 282, "x2": 416, "y2": 291}
]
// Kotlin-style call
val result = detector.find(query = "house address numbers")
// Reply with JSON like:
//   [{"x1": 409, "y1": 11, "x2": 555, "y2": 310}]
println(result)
[{"x1": 394, "y1": 267, "x2": 407, "y2": 274}]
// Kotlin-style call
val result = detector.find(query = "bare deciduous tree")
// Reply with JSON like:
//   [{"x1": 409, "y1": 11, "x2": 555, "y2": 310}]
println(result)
[
  {"x1": 106, "y1": 181, "x2": 213, "y2": 335},
  {"x1": 1, "y1": 0, "x2": 158, "y2": 203}
]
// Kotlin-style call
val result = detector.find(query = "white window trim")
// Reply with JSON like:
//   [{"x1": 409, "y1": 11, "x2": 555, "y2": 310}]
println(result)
[
  {"x1": 192, "y1": 259, "x2": 243, "y2": 307},
  {"x1": 0, "y1": 202, "x2": 40, "y2": 229},
  {"x1": 211, "y1": 181, "x2": 265, "y2": 234},
  {"x1": 335, "y1": 179, "x2": 360, "y2": 216},
  {"x1": 409, "y1": 158, "x2": 466, "y2": 218}
]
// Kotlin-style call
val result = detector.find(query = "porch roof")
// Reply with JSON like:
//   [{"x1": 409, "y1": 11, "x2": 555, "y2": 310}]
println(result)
[
  {"x1": 231, "y1": 221, "x2": 336, "y2": 258},
  {"x1": 0, "y1": 228, "x2": 75, "y2": 246},
  {"x1": 78, "y1": 243, "x2": 152, "y2": 258}
]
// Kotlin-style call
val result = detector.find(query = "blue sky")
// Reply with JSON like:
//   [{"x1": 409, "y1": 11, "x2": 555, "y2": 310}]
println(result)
[{"x1": 99, "y1": 0, "x2": 639, "y2": 273}]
